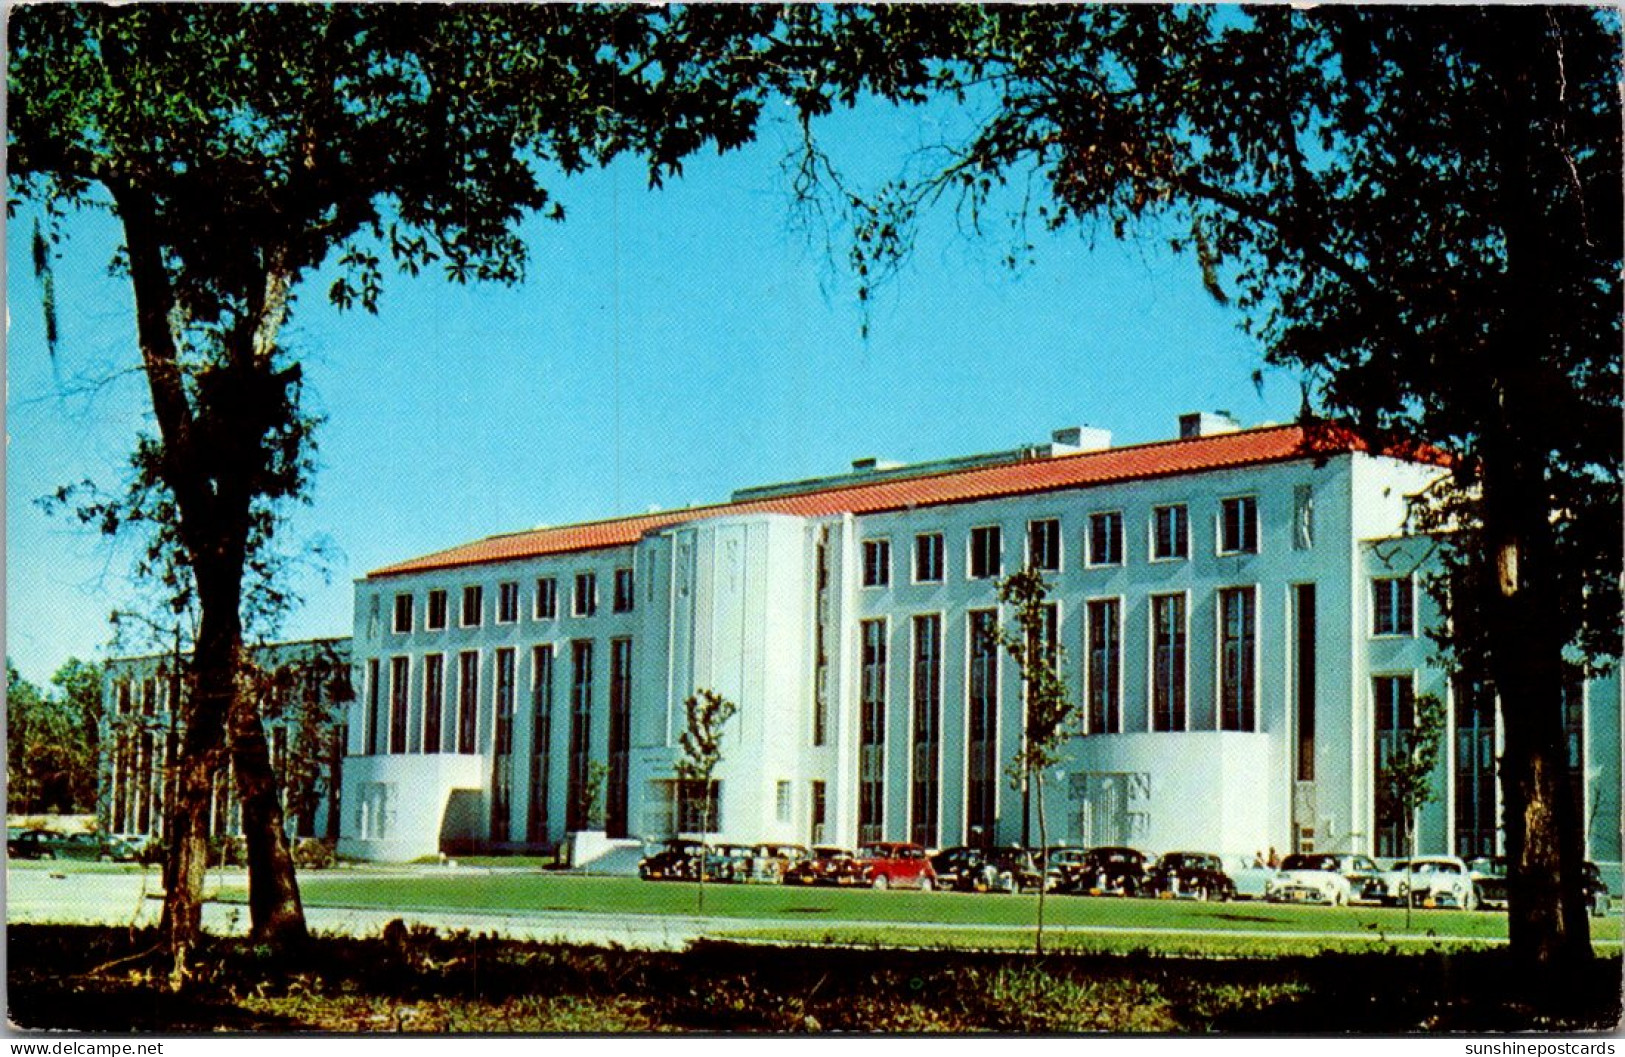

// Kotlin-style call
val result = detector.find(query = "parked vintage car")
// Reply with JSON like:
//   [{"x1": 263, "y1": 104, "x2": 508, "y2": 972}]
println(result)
[
  {"x1": 1467, "y1": 857, "x2": 1509, "y2": 910},
  {"x1": 783, "y1": 845, "x2": 865, "y2": 886},
  {"x1": 702, "y1": 843, "x2": 757, "y2": 883},
  {"x1": 1145, "y1": 851, "x2": 1236, "y2": 901},
  {"x1": 8, "y1": 830, "x2": 137, "y2": 862},
  {"x1": 930, "y1": 846, "x2": 1002, "y2": 892},
  {"x1": 853, "y1": 842, "x2": 937, "y2": 890},
  {"x1": 1267, "y1": 853, "x2": 1357, "y2": 905},
  {"x1": 1394, "y1": 856, "x2": 1477, "y2": 909},
  {"x1": 1225, "y1": 855, "x2": 1276, "y2": 900},
  {"x1": 638, "y1": 839, "x2": 705, "y2": 881},
  {"x1": 1055, "y1": 846, "x2": 1147, "y2": 896},
  {"x1": 982, "y1": 847, "x2": 1045, "y2": 893},
  {"x1": 1582, "y1": 861, "x2": 1612, "y2": 916},
  {"x1": 1042, "y1": 846, "x2": 1092, "y2": 893},
  {"x1": 748, "y1": 843, "x2": 810, "y2": 883}
]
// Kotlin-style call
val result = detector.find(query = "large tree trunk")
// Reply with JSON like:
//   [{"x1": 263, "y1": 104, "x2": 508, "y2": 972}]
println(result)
[{"x1": 230, "y1": 697, "x2": 308, "y2": 946}]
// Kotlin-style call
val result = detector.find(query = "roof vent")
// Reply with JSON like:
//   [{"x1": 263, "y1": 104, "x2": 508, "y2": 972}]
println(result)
[
  {"x1": 851, "y1": 456, "x2": 905, "y2": 473},
  {"x1": 1050, "y1": 426, "x2": 1112, "y2": 453},
  {"x1": 1179, "y1": 411, "x2": 1242, "y2": 439}
]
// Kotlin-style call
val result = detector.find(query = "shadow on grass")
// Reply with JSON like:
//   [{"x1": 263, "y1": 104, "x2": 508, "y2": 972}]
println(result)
[{"x1": 7, "y1": 924, "x2": 1620, "y2": 1034}]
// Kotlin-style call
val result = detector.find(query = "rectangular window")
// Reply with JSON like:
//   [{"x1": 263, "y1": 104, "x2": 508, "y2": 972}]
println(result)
[
  {"x1": 1372, "y1": 576, "x2": 1415, "y2": 636},
  {"x1": 1453, "y1": 676, "x2": 1496, "y2": 859},
  {"x1": 969, "y1": 526, "x2": 1002, "y2": 580},
  {"x1": 389, "y1": 656, "x2": 410, "y2": 754},
  {"x1": 776, "y1": 780, "x2": 792, "y2": 824},
  {"x1": 1088, "y1": 512, "x2": 1124, "y2": 566},
  {"x1": 461, "y1": 585, "x2": 484, "y2": 628},
  {"x1": 914, "y1": 533, "x2": 944, "y2": 583},
  {"x1": 1220, "y1": 497, "x2": 1259, "y2": 555},
  {"x1": 1294, "y1": 584, "x2": 1317, "y2": 780},
  {"x1": 574, "y1": 572, "x2": 598, "y2": 617},
  {"x1": 910, "y1": 614, "x2": 942, "y2": 848},
  {"x1": 813, "y1": 529, "x2": 831, "y2": 746},
  {"x1": 528, "y1": 644, "x2": 555, "y2": 843},
  {"x1": 1087, "y1": 599, "x2": 1122, "y2": 734},
  {"x1": 613, "y1": 568, "x2": 635, "y2": 613},
  {"x1": 1373, "y1": 674, "x2": 1415, "y2": 858},
  {"x1": 862, "y1": 539, "x2": 891, "y2": 588},
  {"x1": 566, "y1": 640, "x2": 594, "y2": 831},
  {"x1": 366, "y1": 659, "x2": 383, "y2": 756},
  {"x1": 1219, "y1": 587, "x2": 1257, "y2": 731},
  {"x1": 1027, "y1": 518, "x2": 1061, "y2": 572},
  {"x1": 1151, "y1": 594, "x2": 1187, "y2": 732},
  {"x1": 967, "y1": 609, "x2": 999, "y2": 846},
  {"x1": 491, "y1": 648, "x2": 517, "y2": 842},
  {"x1": 1561, "y1": 668, "x2": 1585, "y2": 823},
  {"x1": 498, "y1": 581, "x2": 520, "y2": 624},
  {"x1": 858, "y1": 619, "x2": 887, "y2": 844},
  {"x1": 1152, "y1": 504, "x2": 1189, "y2": 561},
  {"x1": 457, "y1": 651, "x2": 480, "y2": 753},
  {"x1": 423, "y1": 653, "x2": 445, "y2": 754},
  {"x1": 606, "y1": 638, "x2": 632, "y2": 838},
  {"x1": 678, "y1": 778, "x2": 720, "y2": 835},
  {"x1": 426, "y1": 589, "x2": 448, "y2": 631},
  {"x1": 392, "y1": 594, "x2": 414, "y2": 634},
  {"x1": 535, "y1": 577, "x2": 558, "y2": 620},
  {"x1": 810, "y1": 780, "x2": 827, "y2": 845}
]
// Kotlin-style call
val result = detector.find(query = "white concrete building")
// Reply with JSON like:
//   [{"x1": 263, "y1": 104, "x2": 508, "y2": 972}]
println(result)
[{"x1": 338, "y1": 417, "x2": 1621, "y2": 867}]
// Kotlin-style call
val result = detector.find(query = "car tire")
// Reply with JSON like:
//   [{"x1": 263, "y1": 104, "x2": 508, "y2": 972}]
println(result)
[
  {"x1": 41, "y1": 851, "x2": 55, "y2": 861},
  {"x1": 872, "y1": 873, "x2": 889, "y2": 891},
  {"x1": 1334, "y1": 890, "x2": 1347, "y2": 907}
]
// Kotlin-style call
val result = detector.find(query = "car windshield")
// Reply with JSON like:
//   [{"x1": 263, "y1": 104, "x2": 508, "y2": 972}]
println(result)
[{"x1": 1282, "y1": 854, "x2": 1336, "y2": 871}]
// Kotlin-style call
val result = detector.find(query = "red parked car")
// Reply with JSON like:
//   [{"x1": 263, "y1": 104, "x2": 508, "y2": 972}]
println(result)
[{"x1": 854, "y1": 842, "x2": 937, "y2": 891}]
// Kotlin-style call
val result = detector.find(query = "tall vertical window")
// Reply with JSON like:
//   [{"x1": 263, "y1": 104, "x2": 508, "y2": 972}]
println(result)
[
  {"x1": 1561, "y1": 667, "x2": 1585, "y2": 823},
  {"x1": 393, "y1": 594, "x2": 414, "y2": 634},
  {"x1": 776, "y1": 780, "x2": 792, "y2": 824},
  {"x1": 574, "y1": 572, "x2": 598, "y2": 617},
  {"x1": 1088, "y1": 512, "x2": 1124, "y2": 566},
  {"x1": 1086, "y1": 599, "x2": 1122, "y2": 734},
  {"x1": 426, "y1": 589, "x2": 448, "y2": 631},
  {"x1": 423, "y1": 653, "x2": 445, "y2": 754},
  {"x1": 862, "y1": 539, "x2": 891, "y2": 587},
  {"x1": 1453, "y1": 676, "x2": 1496, "y2": 859},
  {"x1": 810, "y1": 780, "x2": 827, "y2": 845},
  {"x1": 498, "y1": 582, "x2": 520, "y2": 623},
  {"x1": 366, "y1": 659, "x2": 383, "y2": 755},
  {"x1": 1151, "y1": 594, "x2": 1187, "y2": 732},
  {"x1": 969, "y1": 526, "x2": 1002, "y2": 580},
  {"x1": 606, "y1": 638, "x2": 632, "y2": 838},
  {"x1": 813, "y1": 529, "x2": 831, "y2": 746},
  {"x1": 461, "y1": 585, "x2": 484, "y2": 627},
  {"x1": 613, "y1": 568, "x2": 635, "y2": 613},
  {"x1": 457, "y1": 651, "x2": 480, "y2": 753},
  {"x1": 1219, "y1": 587, "x2": 1257, "y2": 731},
  {"x1": 1373, "y1": 674, "x2": 1415, "y2": 857},
  {"x1": 491, "y1": 648, "x2": 516, "y2": 841},
  {"x1": 566, "y1": 640, "x2": 594, "y2": 831},
  {"x1": 1372, "y1": 576, "x2": 1414, "y2": 636},
  {"x1": 858, "y1": 619, "x2": 887, "y2": 844},
  {"x1": 914, "y1": 533, "x2": 944, "y2": 583},
  {"x1": 389, "y1": 656, "x2": 410, "y2": 754},
  {"x1": 1294, "y1": 584, "x2": 1317, "y2": 780},
  {"x1": 535, "y1": 577, "x2": 558, "y2": 620},
  {"x1": 1152, "y1": 504, "x2": 1189, "y2": 561},
  {"x1": 910, "y1": 614, "x2": 942, "y2": 848},
  {"x1": 967, "y1": 609, "x2": 999, "y2": 845},
  {"x1": 1027, "y1": 519, "x2": 1061, "y2": 572},
  {"x1": 1220, "y1": 497, "x2": 1259, "y2": 554},
  {"x1": 528, "y1": 644, "x2": 555, "y2": 843}
]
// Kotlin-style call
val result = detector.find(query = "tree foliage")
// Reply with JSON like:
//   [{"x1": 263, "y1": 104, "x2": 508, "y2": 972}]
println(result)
[
  {"x1": 676, "y1": 688, "x2": 738, "y2": 913},
  {"x1": 7, "y1": 658, "x2": 102, "y2": 815}
]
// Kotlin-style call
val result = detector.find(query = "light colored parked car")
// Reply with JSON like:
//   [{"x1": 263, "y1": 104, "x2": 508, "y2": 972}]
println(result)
[
  {"x1": 1266, "y1": 853, "x2": 1356, "y2": 905},
  {"x1": 1386, "y1": 856, "x2": 1477, "y2": 909},
  {"x1": 1226, "y1": 856, "x2": 1276, "y2": 900}
]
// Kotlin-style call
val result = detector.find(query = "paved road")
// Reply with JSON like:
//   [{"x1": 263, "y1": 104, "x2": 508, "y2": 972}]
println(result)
[{"x1": 9, "y1": 865, "x2": 1558, "y2": 951}]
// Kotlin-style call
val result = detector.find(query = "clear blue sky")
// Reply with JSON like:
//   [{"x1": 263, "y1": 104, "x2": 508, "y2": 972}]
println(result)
[{"x1": 5, "y1": 102, "x2": 1303, "y2": 687}]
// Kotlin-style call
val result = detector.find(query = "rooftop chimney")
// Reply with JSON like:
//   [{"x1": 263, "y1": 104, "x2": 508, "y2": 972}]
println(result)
[
  {"x1": 1179, "y1": 411, "x2": 1242, "y2": 440},
  {"x1": 851, "y1": 456, "x2": 905, "y2": 473}
]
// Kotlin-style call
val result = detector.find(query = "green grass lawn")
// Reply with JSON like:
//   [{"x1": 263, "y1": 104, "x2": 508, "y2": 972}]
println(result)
[{"x1": 215, "y1": 870, "x2": 1624, "y2": 949}]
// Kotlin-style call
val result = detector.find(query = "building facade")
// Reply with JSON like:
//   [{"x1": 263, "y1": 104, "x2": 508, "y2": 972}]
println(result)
[
  {"x1": 101, "y1": 638, "x2": 352, "y2": 843},
  {"x1": 338, "y1": 417, "x2": 1621, "y2": 867}
]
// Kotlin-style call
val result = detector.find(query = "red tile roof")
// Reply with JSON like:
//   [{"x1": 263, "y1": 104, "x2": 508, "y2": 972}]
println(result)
[{"x1": 368, "y1": 422, "x2": 1442, "y2": 578}]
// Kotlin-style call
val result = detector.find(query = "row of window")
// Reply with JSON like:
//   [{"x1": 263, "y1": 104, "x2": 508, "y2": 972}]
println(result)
[
  {"x1": 389, "y1": 568, "x2": 637, "y2": 635},
  {"x1": 859, "y1": 493, "x2": 1307, "y2": 588}
]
